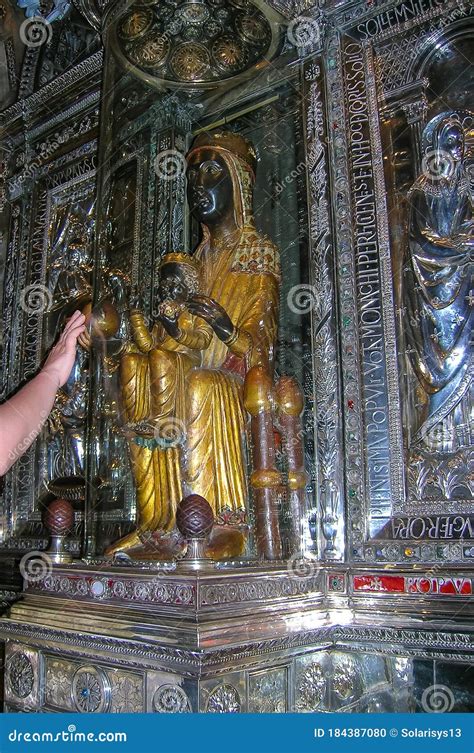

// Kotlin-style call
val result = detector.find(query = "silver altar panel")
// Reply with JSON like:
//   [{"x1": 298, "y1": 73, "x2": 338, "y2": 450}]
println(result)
[
  {"x1": 323, "y1": 0, "x2": 474, "y2": 564},
  {"x1": 4, "y1": 643, "x2": 40, "y2": 711},
  {"x1": 2, "y1": 561, "x2": 474, "y2": 713}
]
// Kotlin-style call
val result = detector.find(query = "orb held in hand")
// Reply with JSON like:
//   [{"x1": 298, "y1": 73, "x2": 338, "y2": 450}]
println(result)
[{"x1": 82, "y1": 300, "x2": 120, "y2": 339}]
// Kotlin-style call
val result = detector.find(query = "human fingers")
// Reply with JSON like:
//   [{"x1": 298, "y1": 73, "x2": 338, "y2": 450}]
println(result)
[
  {"x1": 64, "y1": 310, "x2": 85, "y2": 330},
  {"x1": 69, "y1": 309, "x2": 85, "y2": 322},
  {"x1": 64, "y1": 321, "x2": 87, "y2": 347},
  {"x1": 78, "y1": 331, "x2": 91, "y2": 351},
  {"x1": 59, "y1": 311, "x2": 86, "y2": 341}
]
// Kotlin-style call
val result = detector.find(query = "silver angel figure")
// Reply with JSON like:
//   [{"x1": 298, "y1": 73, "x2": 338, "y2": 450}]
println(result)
[
  {"x1": 49, "y1": 200, "x2": 94, "y2": 309},
  {"x1": 47, "y1": 351, "x2": 88, "y2": 479},
  {"x1": 404, "y1": 111, "x2": 473, "y2": 453},
  {"x1": 45, "y1": 199, "x2": 94, "y2": 482}
]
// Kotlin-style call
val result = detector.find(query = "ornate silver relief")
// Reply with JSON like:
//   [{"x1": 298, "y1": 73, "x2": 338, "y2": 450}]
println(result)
[
  {"x1": 6, "y1": 652, "x2": 35, "y2": 699},
  {"x1": 321, "y1": 0, "x2": 474, "y2": 564},
  {"x1": 401, "y1": 110, "x2": 473, "y2": 504},
  {"x1": 45, "y1": 657, "x2": 76, "y2": 710},
  {"x1": 248, "y1": 668, "x2": 287, "y2": 713},
  {"x1": 295, "y1": 659, "x2": 326, "y2": 712},
  {"x1": 105, "y1": 0, "x2": 282, "y2": 92},
  {"x1": 369, "y1": 5, "x2": 473, "y2": 524},
  {"x1": 304, "y1": 59, "x2": 344, "y2": 560},
  {"x1": 33, "y1": 571, "x2": 196, "y2": 607},
  {"x1": 206, "y1": 684, "x2": 241, "y2": 713},
  {"x1": 199, "y1": 573, "x2": 320, "y2": 606},
  {"x1": 374, "y1": 0, "x2": 469, "y2": 95},
  {"x1": 153, "y1": 684, "x2": 191, "y2": 713},
  {"x1": 325, "y1": 32, "x2": 367, "y2": 554},
  {"x1": 71, "y1": 665, "x2": 111, "y2": 713},
  {"x1": 109, "y1": 672, "x2": 143, "y2": 713},
  {"x1": 331, "y1": 655, "x2": 363, "y2": 705}
]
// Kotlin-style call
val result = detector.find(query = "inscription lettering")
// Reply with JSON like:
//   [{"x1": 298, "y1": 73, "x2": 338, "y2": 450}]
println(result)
[
  {"x1": 344, "y1": 41, "x2": 391, "y2": 504},
  {"x1": 389, "y1": 516, "x2": 474, "y2": 540},
  {"x1": 356, "y1": 0, "x2": 447, "y2": 39}
]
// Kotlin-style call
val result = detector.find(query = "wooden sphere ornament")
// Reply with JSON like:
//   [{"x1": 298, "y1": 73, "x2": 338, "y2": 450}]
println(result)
[
  {"x1": 176, "y1": 495, "x2": 214, "y2": 540},
  {"x1": 44, "y1": 498, "x2": 74, "y2": 536},
  {"x1": 44, "y1": 498, "x2": 74, "y2": 564}
]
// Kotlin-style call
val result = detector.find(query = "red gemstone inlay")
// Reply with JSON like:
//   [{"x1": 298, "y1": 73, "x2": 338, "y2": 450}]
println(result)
[{"x1": 353, "y1": 575, "x2": 405, "y2": 593}]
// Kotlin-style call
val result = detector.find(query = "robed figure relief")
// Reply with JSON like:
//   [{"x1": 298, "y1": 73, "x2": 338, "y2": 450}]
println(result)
[
  {"x1": 103, "y1": 131, "x2": 282, "y2": 556},
  {"x1": 404, "y1": 112, "x2": 473, "y2": 458}
]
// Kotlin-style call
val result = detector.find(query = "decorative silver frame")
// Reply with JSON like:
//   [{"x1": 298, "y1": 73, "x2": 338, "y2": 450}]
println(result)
[{"x1": 321, "y1": 0, "x2": 474, "y2": 565}]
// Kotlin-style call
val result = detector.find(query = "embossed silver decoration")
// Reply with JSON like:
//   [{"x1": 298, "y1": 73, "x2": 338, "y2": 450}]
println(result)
[
  {"x1": 403, "y1": 110, "x2": 473, "y2": 502},
  {"x1": 71, "y1": 665, "x2": 111, "y2": 713},
  {"x1": 0, "y1": 49, "x2": 102, "y2": 551},
  {"x1": 109, "y1": 672, "x2": 143, "y2": 713},
  {"x1": 106, "y1": 0, "x2": 281, "y2": 90},
  {"x1": 332, "y1": 656, "x2": 360, "y2": 702},
  {"x1": 248, "y1": 669, "x2": 286, "y2": 713},
  {"x1": 304, "y1": 60, "x2": 344, "y2": 559},
  {"x1": 295, "y1": 661, "x2": 326, "y2": 712},
  {"x1": 153, "y1": 684, "x2": 191, "y2": 713},
  {"x1": 45, "y1": 657, "x2": 76, "y2": 710},
  {"x1": 206, "y1": 684, "x2": 241, "y2": 713},
  {"x1": 7, "y1": 653, "x2": 34, "y2": 699}
]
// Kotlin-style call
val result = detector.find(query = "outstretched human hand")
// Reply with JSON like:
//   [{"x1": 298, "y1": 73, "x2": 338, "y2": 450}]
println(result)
[
  {"x1": 42, "y1": 310, "x2": 86, "y2": 387},
  {"x1": 0, "y1": 311, "x2": 86, "y2": 476}
]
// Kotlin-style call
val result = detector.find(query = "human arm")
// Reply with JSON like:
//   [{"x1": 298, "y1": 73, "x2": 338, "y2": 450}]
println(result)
[{"x1": 0, "y1": 310, "x2": 85, "y2": 475}]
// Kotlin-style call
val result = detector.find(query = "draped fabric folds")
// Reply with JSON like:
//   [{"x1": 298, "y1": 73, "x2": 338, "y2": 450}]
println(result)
[{"x1": 110, "y1": 138, "x2": 281, "y2": 551}]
